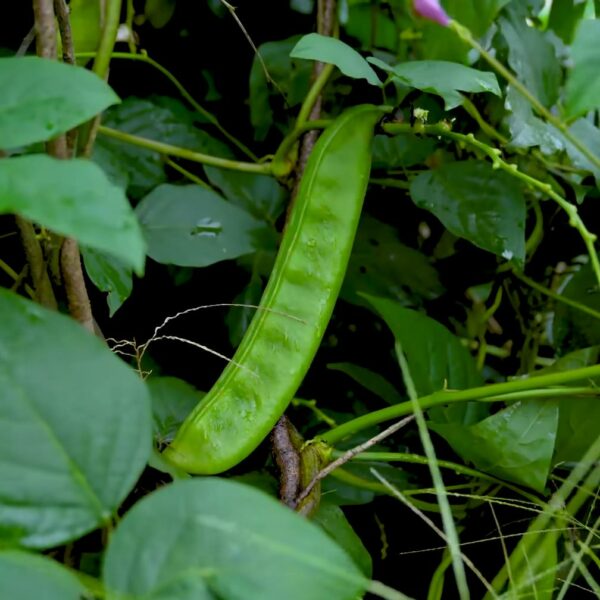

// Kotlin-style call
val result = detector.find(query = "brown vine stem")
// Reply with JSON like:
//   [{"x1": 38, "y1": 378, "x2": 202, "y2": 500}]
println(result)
[
  {"x1": 292, "y1": 0, "x2": 337, "y2": 195},
  {"x1": 11, "y1": 1, "x2": 59, "y2": 310},
  {"x1": 41, "y1": 0, "x2": 95, "y2": 334}
]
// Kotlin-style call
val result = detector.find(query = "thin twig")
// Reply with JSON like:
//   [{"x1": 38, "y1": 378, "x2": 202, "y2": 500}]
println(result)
[
  {"x1": 54, "y1": 0, "x2": 78, "y2": 153},
  {"x1": 295, "y1": 415, "x2": 415, "y2": 506},
  {"x1": 16, "y1": 26, "x2": 36, "y2": 56},
  {"x1": 14, "y1": 216, "x2": 57, "y2": 308},
  {"x1": 219, "y1": 0, "x2": 281, "y2": 95}
]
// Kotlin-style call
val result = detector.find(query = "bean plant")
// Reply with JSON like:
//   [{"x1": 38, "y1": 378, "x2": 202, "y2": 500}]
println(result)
[{"x1": 1, "y1": 0, "x2": 599, "y2": 598}]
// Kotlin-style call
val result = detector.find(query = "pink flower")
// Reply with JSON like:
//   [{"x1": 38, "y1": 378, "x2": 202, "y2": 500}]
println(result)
[{"x1": 413, "y1": 0, "x2": 450, "y2": 26}]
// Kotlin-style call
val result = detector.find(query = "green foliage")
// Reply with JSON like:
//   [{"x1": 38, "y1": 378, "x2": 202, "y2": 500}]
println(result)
[
  {"x1": 410, "y1": 160, "x2": 526, "y2": 265},
  {"x1": 291, "y1": 34, "x2": 381, "y2": 86},
  {"x1": 135, "y1": 184, "x2": 270, "y2": 267},
  {"x1": 0, "y1": 155, "x2": 145, "y2": 272},
  {"x1": 102, "y1": 479, "x2": 368, "y2": 600},
  {"x1": 0, "y1": 56, "x2": 118, "y2": 149},
  {"x1": 2, "y1": 0, "x2": 600, "y2": 597},
  {"x1": 0, "y1": 551, "x2": 85, "y2": 599},
  {"x1": 0, "y1": 290, "x2": 151, "y2": 548},
  {"x1": 369, "y1": 58, "x2": 501, "y2": 109}
]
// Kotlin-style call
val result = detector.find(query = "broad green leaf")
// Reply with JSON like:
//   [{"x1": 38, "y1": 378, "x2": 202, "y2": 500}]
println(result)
[
  {"x1": 144, "y1": 0, "x2": 177, "y2": 28},
  {"x1": 444, "y1": 0, "x2": 511, "y2": 37},
  {"x1": 0, "y1": 290, "x2": 152, "y2": 548},
  {"x1": 136, "y1": 184, "x2": 269, "y2": 267},
  {"x1": 362, "y1": 295, "x2": 482, "y2": 397},
  {"x1": 95, "y1": 97, "x2": 232, "y2": 198},
  {"x1": 341, "y1": 215, "x2": 444, "y2": 307},
  {"x1": 556, "y1": 397, "x2": 600, "y2": 465},
  {"x1": 368, "y1": 58, "x2": 500, "y2": 110},
  {"x1": 0, "y1": 56, "x2": 119, "y2": 149},
  {"x1": 564, "y1": 20, "x2": 600, "y2": 119},
  {"x1": 500, "y1": 15, "x2": 560, "y2": 108},
  {"x1": 563, "y1": 118, "x2": 600, "y2": 185},
  {"x1": 82, "y1": 247, "x2": 133, "y2": 316},
  {"x1": 410, "y1": 161, "x2": 526, "y2": 266},
  {"x1": 0, "y1": 155, "x2": 146, "y2": 274},
  {"x1": 103, "y1": 479, "x2": 367, "y2": 600},
  {"x1": 313, "y1": 504, "x2": 372, "y2": 577},
  {"x1": 431, "y1": 400, "x2": 559, "y2": 492},
  {"x1": 553, "y1": 262, "x2": 600, "y2": 354},
  {"x1": 417, "y1": 24, "x2": 469, "y2": 64},
  {"x1": 505, "y1": 87, "x2": 563, "y2": 154},
  {"x1": 204, "y1": 167, "x2": 287, "y2": 223},
  {"x1": 534, "y1": 347, "x2": 600, "y2": 465},
  {"x1": 344, "y1": 4, "x2": 399, "y2": 52},
  {"x1": 327, "y1": 363, "x2": 403, "y2": 405},
  {"x1": 291, "y1": 33, "x2": 381, "y2": 86},
  {"x1": 249, "y1": 36, "x2": 312, "y2": 141},
  {"x1": 547, "y1": 0, "x2": 587, "y2": 43},
  {"x1": 68, "y1": 0, "x2": 102, "y2": 59},
  {"x1": 147, "y1": 377, "x2": 203, "y2": 444},
  {"x1": 372, "y1": 134, "x2": 436, "y2": 169},
  {"x1": 0, "y1": 551, "x2": 84, "y2": 600}
]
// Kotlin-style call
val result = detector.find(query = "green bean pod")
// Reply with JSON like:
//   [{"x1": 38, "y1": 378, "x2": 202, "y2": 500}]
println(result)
[{"x1": 163, "y1": 104, "x2": 385, "y2": 474}]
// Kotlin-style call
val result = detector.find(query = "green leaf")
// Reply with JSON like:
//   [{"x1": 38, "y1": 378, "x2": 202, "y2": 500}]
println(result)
[
  {"x1": 553, "y1": 262, "x2": 600, "y2": 354},
  {"x1": 0, "y1": 56, "x2": 119, "y2": 149},
  {"x1": 505, "y1": 86, "x2": 563, "y2": 154},
  {"x1": 95, "y1": 97, "x2": 232, "y2": 198},
  {"x1": 368, "y1": 58, "x2": 500, "y2": 110},
  {"x1": 430, "y1": 399, "x2": 559, "y2": 492},
  {"x1": 249, "y1": 36, "x2": 312, "y2": 141},
  {"x1": 444, "y1": 0, "x2": 511, "y2": 37},
  {"x1": 312, "y1": 504, "x2": 372, "y2": 577},
  {"x1": 0, "y1": 155, "x2": 146, "y2": 274},
  {"x1": 372, "y1": 134, "x2": 436, "y2": 169},
  {"x1": 147, "y1": 377, "x2": 204, "y2": 444},
  {"x1": 410, "y1": 161, "x2": 526, "y2": 266},
  {"x1": 536, "y1": 347, "x2": 600, "y2": 464},
  {"x1": 362, "y1": 295, "x2": 483, "y2": 397},
  {"x1": 205, "y1": 167, "x2": 287, "y2": 223},
  {"x1": 0, "y1": 551, "x2": 84, "y2": 600},
  {"x1": 564, "y1": 20, "x2": 600, "y2": 119},
  {"x1": 547, "y1": 0, "x2": 587, "y2": 43},
  {"x1": 103, "y1": 479, "x2": 367, "y2": 600},
  {"x1": 344, "y1": 4, "x2": 399, "y2": 53},
  {"x1": 327, "y1": 362, "x2": 403, "y2": 405},
  {"x1": 500, "y1": 14, "x2": 560, "y2": 108},
  {"x1": 0, "y1": 290, "x2": 152, "y2": 548},
  {"x1": 135, "y1": 184, "x2": 270, "y2": 267},
  {"x1": 291, "y1": 33, "x2": 381, "y2": 86},
  {"x1": 68, "y1": 0, "x2": 102, "y2": 60},
  {"x1": 341, "y1": 216, "x2": 444, "y2": 307},
  {"x1": 82, "y1": 247, "x2": 133, "y2": 316},
  {"x1": 564, "y1": 118, "x2": 600, "y2": 185},
  {"x1": 144, "y1": 0, "x2": 177, "y2": 28}
]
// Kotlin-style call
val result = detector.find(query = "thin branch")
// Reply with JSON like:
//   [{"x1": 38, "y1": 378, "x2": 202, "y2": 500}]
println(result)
[
  {"x1": 295, "y1": 415, "x2": 415, "y2": 507},
  {"x1": 14, "y1": 216, "x2": 57, "y2": 309}
]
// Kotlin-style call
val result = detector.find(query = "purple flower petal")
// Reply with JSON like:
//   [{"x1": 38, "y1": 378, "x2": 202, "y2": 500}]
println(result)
[{"x1": 413, "y1": 0, "x2": 450, "y2": 27}]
